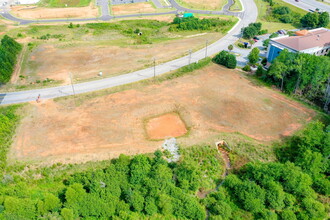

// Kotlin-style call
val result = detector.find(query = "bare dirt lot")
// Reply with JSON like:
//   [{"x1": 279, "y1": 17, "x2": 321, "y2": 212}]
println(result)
[
  {"x1": 21, "y1": 33, "x2": 219, "y2": 84},
  {"x1": 178, "y1": 0, "x2": 225, "y2": 10},
  {"x1": 112, "y1": 2, "x2": 159, "y2": 15},
  {"x1": 146, "y1": 113, "x2": 188, "y2": 140},
  {"x1": 11, "y1": 4, "x2": 98, "y2": 19},
  {"x1": 10, "y1": 64, "x2": 314, "y2": 165}
]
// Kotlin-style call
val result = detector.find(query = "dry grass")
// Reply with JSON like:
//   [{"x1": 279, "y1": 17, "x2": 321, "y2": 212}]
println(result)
[
  {"x1": 9, "y1": 64, "x2": 314, "y2": 165},
  {"x1": 112, "y1": 2, "x2": 163, "y2": 15},
  {"x1": 19, "y1": 33, "x2": 220, "y2": 86},
  {"x1": 177, "y1": 0, "x2": 226, "y2": 10},
  {"x1": 11, "y1": 4, "x2": 98, "y2": 19}
]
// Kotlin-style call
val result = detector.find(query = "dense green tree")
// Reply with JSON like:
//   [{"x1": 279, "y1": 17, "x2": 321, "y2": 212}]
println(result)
[
  {"x1": 227, "y1": 54, "x2": 237, "y2": 69},
  {"x1": 280, "y1": 209, "x2": 297, "y2": 220},
  {"x1": 129, "y1": 154, "x2": 151, "y2": 185},
  {"x1": 248, "y1": 47, "x2": 260, "y2": 65},
  {"x1": 273, "y1": 6, "x2": 291, "y2": 15},
  {"x1": 61, "y1": 208, "x2": 74, "y2": 220},
  {"x1": 242, "y1": 22, "x2": 262, "y2": 39},
  {"x1": 213, "y1": 50, "x2": 237, "y2": 69},
  {"x1": 0, "y1": 35, "x2": 22, "y2": 83},
  {"x1": 144, "y1": 197, "x2": 158, "y2": 215},
  {"x1": 300, "y1": 12, "x2": 319, "y2": 28},
  {"x1": 264, "y1": 181, "x2": 285, "y2": 210},
  {"x1": 3, "y1": 197, "x2": 36, "y2": 219},
  {"x1": 318, "y1": 12, "x2": 329, "y2": 27}
]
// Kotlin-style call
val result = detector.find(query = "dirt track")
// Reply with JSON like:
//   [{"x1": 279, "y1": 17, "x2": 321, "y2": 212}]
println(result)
[{"x1": 10, "y1": 64, "x2": 314, "y2": 165}]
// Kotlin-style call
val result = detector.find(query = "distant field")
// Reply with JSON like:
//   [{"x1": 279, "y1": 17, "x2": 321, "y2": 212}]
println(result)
[
  {"x1": 39, "y1": 0, "x2": 91, "y2": 7},
  {"x1": 11, "y1": 4, "x2": 98, "y2": 19},
  {"x1": 111, "y1": 2, "x2": 172, "y2": 15},
  {"x1": 176, "y1": 0, "x2": 226, "y2": 10},
  {"x1": 9, "y1": 64, "x2": 314, "y2": 164},
  {"x1": 254, "y1": 0, "x2": 307, "y2": 32},
  {"x1": 1, "y1": 16, "x2": 236, "y2": 90}
]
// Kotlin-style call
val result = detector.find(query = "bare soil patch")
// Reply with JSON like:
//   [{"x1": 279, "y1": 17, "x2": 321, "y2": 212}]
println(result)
[
  {"x1": 20, "y1": 33, "x2": 219, "y2": 85},
  {"x1": 112, "y1": 2, "x2": 158, "y2": 15},
  {"x1": 10, "y1": 64, "x2": 314, "y2": 165},
  {"x1": 146, "y1": 113, "x2": 187, "y2": 140},
  {"x1": 11, "y1": 4, "x2": 98, "y2": 19}
]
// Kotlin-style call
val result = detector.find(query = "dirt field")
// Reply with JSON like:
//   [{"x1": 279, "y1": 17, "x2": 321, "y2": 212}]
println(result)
[
  {"x1": 11, "y1": 4, "x2": 98, "y2": 19},
  {"x1": 21, "y1": 33, "x2": 219, "y2": 84},
  {"x1": 146, "y1": 113, "x2": 188, "y2": 140},
  {"x1": 10, "y1": 64, "x2": 314, "y2": 165},
  {"x1": 112, "y1": 2, "x2": 159, "y2": 15},
  {"x1": 178, "y1": 0, "x2": 225, "y2": 10}
]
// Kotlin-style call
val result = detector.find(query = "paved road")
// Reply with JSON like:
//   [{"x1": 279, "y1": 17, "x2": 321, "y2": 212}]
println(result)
[
  {"x1": 0, "y1": 0, "x2": 258, "y2": 105},
  {"x1": 282, "y1": 0, "x2": 330, "y2": 13}
]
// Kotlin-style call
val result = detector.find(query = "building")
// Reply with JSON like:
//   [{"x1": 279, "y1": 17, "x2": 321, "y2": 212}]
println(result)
[{"x1": 266, "y1": 28, "x2": 330, "y2": 63}]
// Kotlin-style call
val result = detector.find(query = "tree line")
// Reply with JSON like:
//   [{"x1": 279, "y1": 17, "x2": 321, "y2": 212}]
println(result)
[
  {"x1": 0, "y1": 110, "x2": 328, "y2": 219},
  {"x1": 265, "y1": 49, "x2": 330, "y2": 110},
  {"x1": 170, "y1": 17, "x2": 237, "y2": 32},
  {"x1": 0, "y1": 35, "x2": 22, "y2": 84},
  {"x1": 262, "y1": 0, "x2": 329, "y2": 29}
]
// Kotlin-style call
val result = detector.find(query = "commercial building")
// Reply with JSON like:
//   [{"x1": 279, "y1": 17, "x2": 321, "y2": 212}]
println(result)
[{"x1": 266, "y1": 28, "x2": 330, "y2": 63}]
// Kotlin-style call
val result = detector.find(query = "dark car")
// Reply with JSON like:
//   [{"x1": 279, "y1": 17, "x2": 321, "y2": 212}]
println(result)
[{"x1": 253, "y1": 36, "x2": 260, "y2": 40}]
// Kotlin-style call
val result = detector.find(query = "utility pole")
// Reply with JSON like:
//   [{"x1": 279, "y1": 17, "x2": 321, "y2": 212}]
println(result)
[
  {"x1": 69, "y1": 72, "x2": 76, "y2": 106},
  {"x1": 153, "y1": 57, "x2": 156, "y2": 79},
  {"x1": 205, "y1": 40, "x2": 209, "y2": 58},
  {"x1": 188, "y1": 49, "x2": 192, "y2": 65}
]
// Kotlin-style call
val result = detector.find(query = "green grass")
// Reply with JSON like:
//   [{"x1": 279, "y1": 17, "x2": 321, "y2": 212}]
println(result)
[
  {"x1": 229, "y1": 0, "x2": 243, "y2": 11},
  {"x1": 0, "y1": 105, "x2": 21, "y2": 171},
  {"x1": 254, "y1": 0, "x2": 308, "y2": 33},
  {"x1": 39, "y1": 0, "x2": 91, "y2": 7},
  {"x1": 176, "y1": 0, "x2": 227, "y2": 10},
  {"x1": 180, "y1": 145, "x2": 224, "y2": 190}
]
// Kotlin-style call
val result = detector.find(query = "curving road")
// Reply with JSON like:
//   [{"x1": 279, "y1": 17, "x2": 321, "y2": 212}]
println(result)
[{"x1": 0, "y1": 0, "x2": 257, "y2": 105}]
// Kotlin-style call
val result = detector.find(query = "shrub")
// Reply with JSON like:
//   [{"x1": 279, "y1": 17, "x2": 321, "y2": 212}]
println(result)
[
  {"x1": 273, "y1": 6, "x2": 291, "y2": 15},
  {"x1": 213, "y1": 50, "x2": 237, "y2": 69},
  {"x1": 242, "y1": 65, "x2": 251, "y2": 72},
  {"x1": 0, "y1": 35, "x2": 22, "y2": 83},
  {"x1": 242, "y1": 22, "x2": 262, "y2": 39},
  {"x1": 248, "y1": 47, "x2": 260, "y2": 65}
]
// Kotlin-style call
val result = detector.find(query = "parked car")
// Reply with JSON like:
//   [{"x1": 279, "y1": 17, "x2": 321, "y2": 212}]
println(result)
[
  {"x1": 277, "y1": 30, "x2": 287, "y2": 35},
  {"x1": 295, "y1": 0, "x2": 299, "y2": 2},
  {"x1": 253, "y1": 36, "x2": 260, "y2": 40}
]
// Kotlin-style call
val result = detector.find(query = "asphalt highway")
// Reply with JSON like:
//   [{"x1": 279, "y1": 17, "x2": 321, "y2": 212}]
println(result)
[{"x1": 282, "y1": 0, "x2": 330, "y2": 13}]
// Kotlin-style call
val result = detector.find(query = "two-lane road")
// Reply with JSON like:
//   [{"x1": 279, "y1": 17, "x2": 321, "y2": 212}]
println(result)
[
  {"x1": 282, "y1": 0, "x2": 330, "y2": 13},
  {"x1": 0, "y1": 0, "x2": 258, "y2": 105}
]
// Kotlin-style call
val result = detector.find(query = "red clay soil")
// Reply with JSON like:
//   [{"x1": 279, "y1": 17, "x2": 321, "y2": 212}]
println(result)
[
  {"x1": 10, "y1": 64, "x2": 315, "y2": 165},
  {"x1": 146, "y1": 113, "x2": 187, "y2": 140}
]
